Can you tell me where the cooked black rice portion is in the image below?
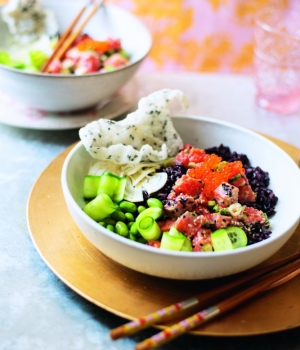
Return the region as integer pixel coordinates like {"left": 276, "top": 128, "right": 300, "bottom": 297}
{"left": 205, "top": 144, "right": 278, "bottom": 243}
{"left": 154, "top": 144, "right": 277, "bottom": 245}
{"left": 244, "top": 167, "right": 278, "bottom": 216}
{"left": 205, "top": 144, "right": 278, "bottom": 216}
{"left": 244, "top": 223, "right": 272, "bottom": 245}
{"left": 154, "top": 165, "right": 188, "bottom": 203}
{"left": 205, "top": 143, "right": 250, "bottom": 166}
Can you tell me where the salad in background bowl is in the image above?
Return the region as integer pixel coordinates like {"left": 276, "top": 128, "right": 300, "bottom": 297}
{"left": 0, "top": 0, "right": 152, "bottom": 111}
{"left": 61, "top": 89, "right": 300, "bottom": 280}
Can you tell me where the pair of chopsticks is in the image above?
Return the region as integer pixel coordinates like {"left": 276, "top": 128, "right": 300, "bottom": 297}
{"left": 41, "top": 0, "right": 105, "bottom": 73}
{"left": 110, "top": 253, "right": 300, "bottom": 349}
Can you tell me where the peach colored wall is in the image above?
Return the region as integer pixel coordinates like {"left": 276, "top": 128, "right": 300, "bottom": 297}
{"left": 109, "top": 0, "right": 297, "bottom": 73}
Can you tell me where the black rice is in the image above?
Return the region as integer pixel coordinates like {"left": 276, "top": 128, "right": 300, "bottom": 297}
{"left": 243, "top": 166, "right": 278, "bottom": 216}
{"left": 205, "top": 144, "right": 278, "bottom": 217}
{"left": 153, "top": 144, "right": 277, "bottom": 245}
{"left": 205, "top": 144, "right": 278, "bottom": 242}
{"left": 205, "top": 144, "right": 250, "bottom": 167}
{"left": 154, "top": 165, "right": 188, "bottom": 203}
{"left": 244, "top": 223, "right": 272, "bottom": 245}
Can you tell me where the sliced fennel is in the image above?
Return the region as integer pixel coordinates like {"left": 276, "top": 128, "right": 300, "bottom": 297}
{"left": 88, "top": 160, "right": 168, "bottom": 202}
{"left": 124, "top": 172, "right": 167, "bottom": 202}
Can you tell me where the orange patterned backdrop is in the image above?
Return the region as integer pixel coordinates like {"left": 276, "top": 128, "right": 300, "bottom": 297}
{"left": 109, "top": 0, "right": 296, "bottom": 74}
{"left": 0, "top": 0, "right": 297, "bottom": 73}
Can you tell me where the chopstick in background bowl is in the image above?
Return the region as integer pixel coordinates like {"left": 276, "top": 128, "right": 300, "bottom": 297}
{"left": 41, "top": 0, "right": 105, "bottom": 73}
{"left": 110, "top": 253, "right": 300, "bottom": 349}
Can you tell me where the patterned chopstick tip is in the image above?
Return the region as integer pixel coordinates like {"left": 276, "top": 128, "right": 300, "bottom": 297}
{"left": 135, "top": 306, "right": 220, "bottom": 350}
{"left": 110, "top": 297, "right": 199, "bottom": 340}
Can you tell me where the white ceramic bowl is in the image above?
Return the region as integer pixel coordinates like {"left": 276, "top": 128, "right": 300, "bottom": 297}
{"left": 61, "top": 116, "right": 300, "bottom": 280}
{"left": 0, "top": 0, "right": 151, "bottom": 112}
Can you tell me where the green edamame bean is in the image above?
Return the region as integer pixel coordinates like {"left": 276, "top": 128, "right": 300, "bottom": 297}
{"left": 125, "top": 212, "right": 135, "bottom": 222}
{"left": 106, "top": 224, "right": 115, "bottom": 232}
{"left": 147, "top": 198, "right": 163, "bottom": 209}
{"left": 129, "top": 233, "right": 137, "bottom": 241}
{"left": 115, "top": 221, "right": 129, "bottom": 237}
{"left": 128, "top": 221, "right": 135, "bottom": 229}
{"left": 119, "top": 201, "right": 137, "bottom": 213}
{"left": 98, "top": 221, "right": 106, "bottom": 227}
{"left": 110, "top": 210, "right": 126, "bottom": 222}
{"left": 137, "top": 237, "right": 147, "bottom": 244}
{"left": 103, "top": 218, "right": 116, "bottom": 225}
{"left": 129, "top": 222, "right": 139, "bottom": 235}
{"left": 137, "top": 205, "right": 147, "bottom": 214}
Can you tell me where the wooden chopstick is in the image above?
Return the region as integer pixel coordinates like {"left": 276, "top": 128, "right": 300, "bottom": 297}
{"left": 40, "top": 2, "right": 91, "bottom": 73}
{"left": 135, "top": 258, "right": 300, "bottom": 350}
{"left": 110, "top": 252, "right": 300, "bottom": 340}
{"left": 41, "top": 0, "right": 105, "bottom": 73}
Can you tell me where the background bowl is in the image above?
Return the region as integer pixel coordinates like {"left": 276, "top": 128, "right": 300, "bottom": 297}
{"left": 0, "top": 0, "right": 152, "bottom": 112}
{"left": 61, "top": 116, "right": 300, "bottom": 280}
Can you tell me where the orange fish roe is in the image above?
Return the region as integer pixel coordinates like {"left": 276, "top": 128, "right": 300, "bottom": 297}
{"left": 77, "top": 39, "right": 110, "bottom": 53}
{"left": 187, "top": 154, "right": 245, "bottom": 200}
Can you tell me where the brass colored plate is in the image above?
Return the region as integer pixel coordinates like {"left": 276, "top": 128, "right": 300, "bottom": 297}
{"left": 27, "top": 136, "right": 300, "bottom": 336}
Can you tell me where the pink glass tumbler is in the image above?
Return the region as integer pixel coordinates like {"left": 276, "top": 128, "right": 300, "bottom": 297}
{"left": 254, "top": 7, "right": 300, "bottom": 114}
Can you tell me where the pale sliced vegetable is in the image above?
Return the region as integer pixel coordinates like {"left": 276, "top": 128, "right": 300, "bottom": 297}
{"left": 211, "top": 229, "right": 233, "bottom": 251}
{"left": 137, "top": 216, "right": 162, "bottom": 241}
{"left": 136, "top": 207, "right": 164, "bottom": 224}
{"left": 124, "top": 172, "right": 167, "bottom": 202}
{"left": 226, "top": 226, "right": 248, "bottom": 248}
{"left": 88, "top": 161, "right": 167, "bottom": 203}
{"left": 160, "top": 227, "right": 192, "bottom": 251}
{"left": 83, "top": 175, "right": 101, "bottom": 199}
{"left": 83, "top": 193, "right": 118, "bottom": 222}
{"left": 211, "top": 226, "right": 248, "bottom": 251}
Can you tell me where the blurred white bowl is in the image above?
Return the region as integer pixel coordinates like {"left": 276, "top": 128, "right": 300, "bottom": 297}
{"left": 61, "top": 116, "right": 300, "bottom": 280}
{"left": 0, "top": 0, "right": 152, "bottom": 112}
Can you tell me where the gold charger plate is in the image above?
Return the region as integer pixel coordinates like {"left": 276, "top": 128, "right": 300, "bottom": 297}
{"left": 27, "top": 136, "right": 300, "bottom": 336}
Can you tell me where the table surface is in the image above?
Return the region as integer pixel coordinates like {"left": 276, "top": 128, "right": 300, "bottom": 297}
{"left": 1, "top": 72, "right": 300, "bottom": 350}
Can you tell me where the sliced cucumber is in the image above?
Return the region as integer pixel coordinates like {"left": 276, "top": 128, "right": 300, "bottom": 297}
{"left": 97, "top": 172, "right": 120, "bottom": 197}
{"left": 135, "top": 207, "right": 164, "bottom": 224}
{"left": 211, "top": 226, "right": 248, "bottom": 252}
{"left": 181, "top": 237, "right": 193, "bottom": 252}
{"left": 112, "top": 177, "right": 127, "bottom": 203}
{"left": 211, "top": 229, "right": 233, "bottom": 251}
{"left": 160, "top": 227, "right": 186, "bottom": 251}
{"left": 137, "top": 216, "right": 162, "bottom": 241}
{"left": 83, "top": 175, "right": 101, "bottom": 199}
{"left": 226, "top": 226, "right": 248, "bottom": 248}
{"left": 202, "top": 243, "right": 213, "bottom": 252}
{"left": 83, "top": 193, "right": 118, "bottom": 221}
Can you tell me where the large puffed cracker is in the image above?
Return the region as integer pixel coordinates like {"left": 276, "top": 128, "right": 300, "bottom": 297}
{"left": 79, "top": 89, "right": 189, "bottom": 164}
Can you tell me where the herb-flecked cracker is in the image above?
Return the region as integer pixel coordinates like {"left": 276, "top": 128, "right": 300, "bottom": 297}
{"left": 79, "top": 89, "right": 189, "bottom": 164}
